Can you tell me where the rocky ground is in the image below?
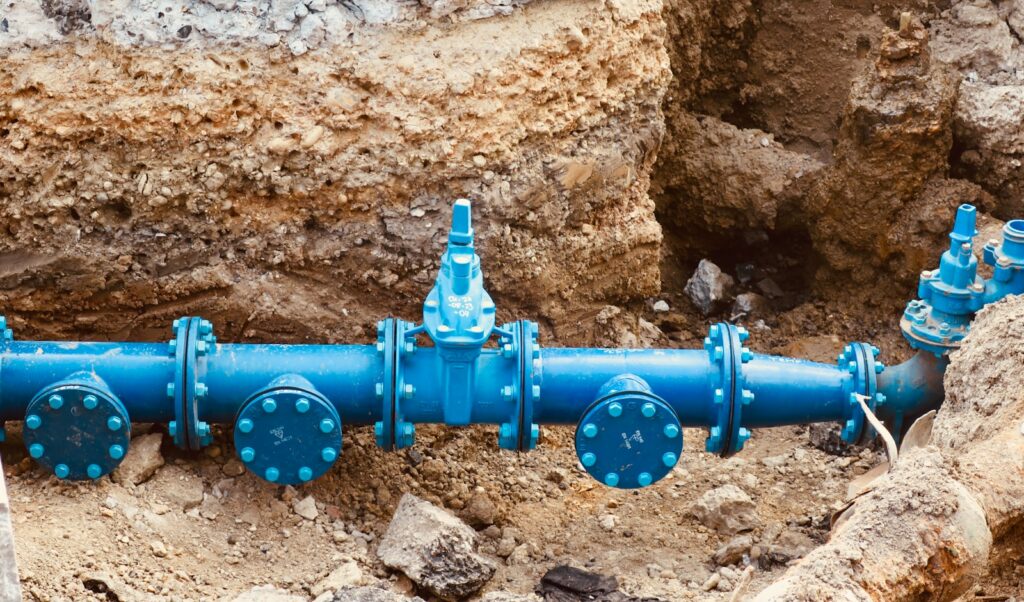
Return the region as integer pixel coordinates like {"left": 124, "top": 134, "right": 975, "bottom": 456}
{"left": 2, "top": 0, "right": 1024, "bottom": 600}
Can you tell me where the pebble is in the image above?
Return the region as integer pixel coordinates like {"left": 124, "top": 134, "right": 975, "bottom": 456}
{"left": 293, "top": 495, "right": 319, "bottom": 521}
{"left": 652, "top": 300, "right": 670, "bottom": 312}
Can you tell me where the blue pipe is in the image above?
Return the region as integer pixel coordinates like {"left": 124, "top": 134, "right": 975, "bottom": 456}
{"left": 0, "top": 201, "right": 1015, "bottom": 488}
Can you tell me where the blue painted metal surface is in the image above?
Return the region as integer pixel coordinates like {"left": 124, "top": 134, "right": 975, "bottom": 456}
{"left": 0, "top": 200, "right": 1007, "bottom": 487}
{"left": 575, "top": 374, "right": 682, "bottom": 489}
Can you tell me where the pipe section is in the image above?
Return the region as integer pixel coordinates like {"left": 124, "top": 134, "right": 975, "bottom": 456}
{"left": 0, "top": 201, "right": 1005, "bottom": 488}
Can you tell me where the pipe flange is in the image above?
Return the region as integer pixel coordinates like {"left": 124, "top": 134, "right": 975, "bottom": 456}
{"left": 392, "top": 319, "right": 416, "bottom": 449}
{"left": 575, "top": 389, "right": 682, "bottom": 489}
{"left": 837, "top": 342, "right": 885, "bottom": 445}
{"left": 704, "top": 323, "right": 753, "bottom": 456}
{"left": 233, "top": 378, "right": 341, "bottom": 485}
{"left": 498, "top": 320, "right": 541, "bottom": 451}
{"left": 374, "top": 318, "right": 399, "bottom": 450}
{"left": 24, "top": 373, "right": 130, "bottom": 481}
{"left": 168, "top": 317, "right": 216, "bottom": 450}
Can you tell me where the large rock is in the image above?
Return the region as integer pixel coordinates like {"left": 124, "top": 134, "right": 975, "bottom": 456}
{"left": 377, "top": 494, "right": 496, "bottom": 600}
{"left": 684, "top": 259, "right": 734, "bottom": 315}
{"left": 954, "top": 83, "right": 1024, "bottom": 216}
{"left": 111, "top": 433, "right": 164, "bottom": 486}
{"left": 0, "top": 0, "right": 669, "bottom": 344}
{"left": 690, "top": 485, "right": 759, "bottom": 535}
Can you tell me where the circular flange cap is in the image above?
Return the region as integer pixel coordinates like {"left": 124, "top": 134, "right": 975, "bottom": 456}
{"left": 23, "top": 385, "right": 131, "bottom": 480}
{"left": 575, "top": 393, "right": 682, "bottom": 489}
{"left": 234, "top": 388, "right": 342, "bottom": 485}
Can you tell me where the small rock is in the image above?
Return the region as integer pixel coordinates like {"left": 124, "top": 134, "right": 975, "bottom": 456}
{"left": 808, "top": 422, "right": 851, "bottom": 455}
{"left": 685, "top": 259, "right": 734, "bottom": 315}
{"left": 462, "top": 492, "right": 497, "bottom": 528}
{"left": 222, "top": 459, "right": 246, "bottom": 477}
{"left": 330, "top": 586, "right": 425, "bottom": 601}
{"left": 701, "top": 572, "right": 721, "bottom": 591}
{"left": 231, "top": 585, "right": 306, "bottom": 602}
{"left": 652, "top": 300, "right": 670, "bottom": 312}
{"left": 714, "top": 534, "right": 753, "bottom": 565}
{"left": 538, "top": 566, "right": 618, "bottom": 598}
{"left": 294, "top": 495, "right": 319, "bottom": 521}
{"left": 598, "top": 514, "right": 618, "bottom": 532}
{"left": 150, "top": 540, "right": 167, "bottom": 558}
{"left": 112, "top": 433, "right": 164, "bottom": 485}
{"left": 756, "top": 277, "right": 785, "bottom": 299}
{"left": 312, "top": 561, "right": 365, "bottom": 597}
{"left": 481, "top": 592, "right": 542, "bottom": 601}
{"left": 691, "top": 485, "right": 759, "bottom": 535}
{"left": 377, "top": 494, "right": 496, "bottom": 600}
{"left": 731, "top": 292, "right": 770, "bottom": 319}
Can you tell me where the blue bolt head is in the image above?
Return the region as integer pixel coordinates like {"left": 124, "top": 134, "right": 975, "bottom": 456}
{"left": 196, "top": 422, "right": 211, "bottom": 439}
{"left": 641, "top": 403, "right": 656, "bottom": 418}
{"left": 662, "top": 452, "right": 678, "bottom": 467}
{"left": 262, "top": 398, "right": 277, "bottom": 413}
{"left": 713, "top": 346, "right": 724, "bottom": 362}
{"left": 403, "top": 384, "right": 415, "bottom": 399}
{"left": 28, "top": 443, "right": 44, "bottom": 459}
{"left": 604, "top": 472, "right": 620, "bottom": 487}
{"left": 737, "top": 326, "right": 750, "bottom": 342}
{"left": 709, "top": 324, "right": 720, "bottom": 338}
{"left": 82, "top": 395, "right": 98, "bottom": 410}
{"left": 398, "top": 422, "right": 415, "bottom": 447}
{"left": 25, "top": 414, "right": 41, "bottom": 430}
{"left": 375, "top": 383, "right": 384, "bottom": 399}
{"left": 608, "top": 402, "right": 623, "bottom": 418}
{"left": 737, "top": 428, "right": 751, "bottom": 446}
{"left": 741, "top": 348, "right": 754, "bottom": 363}
{"left": 265, "top": 467, "right": 280, "bottom": 482}
{"left": 501, "top": 386, "right": 514, "bottom": 401}
{"left": 107, "top": 416, "right": 123, "bottom": 431}
{"left": 374, "top": 422, "right": 385, "bottom": 447}
{"left": 295, "top": 398, "right": 310, "bottom": 414}
{"left": 168, "top": 421, "right": 178, "bottom": 437}
{"left": 87, "top": 464, "right": 102, "bottom": 479}
{"left": 321, "top": 447, "right": 338, "bottom": 463}
{"left": 714, "top": 388, "right": 725, "bottom": 404}
{"left": 663, "top": 423, "right": 680, "bottom": 438}
{"left": 847, "top": 361, "right": 857, "bottom": 374}
{"left": 874, "top": 362, "right": 885, "bottom": 374}
{"left": 240, "top": 447, "right": 256, "bottom": 462}
{"left": 109, "top": 444, "right": 125, "bottom": 460}
{"left": 875, "top": 393, "right": 887, "bottom": 405}
{"left": 298, "top": 466, "right": 313, "bottom": 482}
{"left": 195, "top": 340, "right": 207, "bottom": 356}
{"left": 498, "top": 423, "right": 515, "bottom": 449}
{"left": 238, "top": 418, "right": 254, "bottom": 433}
{"left": 319, "top": 418, "right": 336, "bottom": 434}
{"left": 581, "top": 452, "right": 597, "bottom": 467}
{"left": 531, "top": 384, "right": 541, "bottom": 399}
{"left": 637, "top": 472, "right": 653, "bottom": 487}
{"left": 529, "top": 424, "right": 540, "bottom": 448}
{"left": 741, "top": 390, "right": 755, "bottom": 405}
{"left": 54, "top": 464, "right": 70, "bottom": 479}
{"left": 195, "top": 382, "right": 208, "bottom": 398}
{"left": 199, "top": 319, "right": 213, "bottom": 336}
{"left": 166, "top": 383, "right": 175, "bottom": 398}
{"left": 48, "top": 395, "right": 64, "bottom": 410}
{"left": 582, "top": 423, "right": 598, "bottom": 438}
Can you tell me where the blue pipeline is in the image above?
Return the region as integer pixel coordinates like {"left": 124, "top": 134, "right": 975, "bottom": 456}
{"left": 0, "top": 201, "right": 1019, "bottom": 488}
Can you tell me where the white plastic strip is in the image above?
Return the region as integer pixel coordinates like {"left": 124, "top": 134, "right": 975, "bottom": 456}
{"left": 854, "top": 393, "right": 899, "bottom": 468}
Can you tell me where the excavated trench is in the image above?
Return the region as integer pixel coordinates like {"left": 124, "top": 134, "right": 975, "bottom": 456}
{"left": 0, "top": 0, "right": 1023, "bottom": 600}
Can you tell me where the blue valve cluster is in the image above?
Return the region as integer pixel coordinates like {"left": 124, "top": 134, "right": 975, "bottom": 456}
{"left": 902, "top": 204, "right": 1024, "bottom": 356}
{"left": 0, "top": 199, "right": 1001, "bottom": 488}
